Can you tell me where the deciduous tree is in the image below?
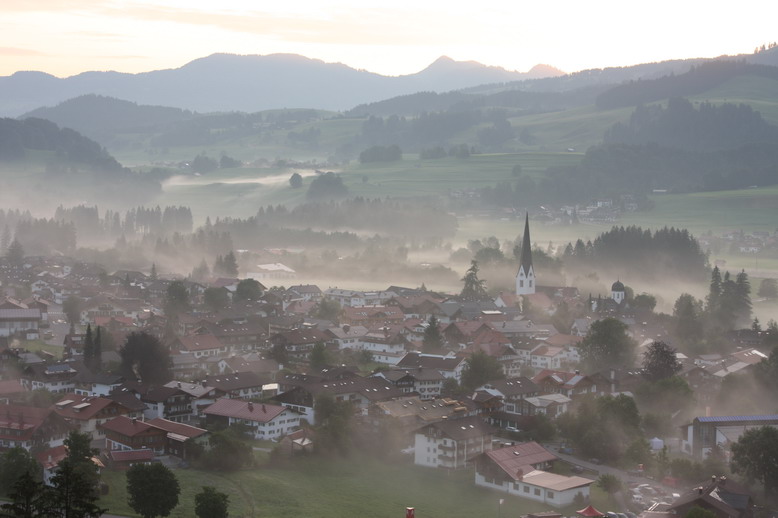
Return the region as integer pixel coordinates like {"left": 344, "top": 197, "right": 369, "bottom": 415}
{"left": 730, "top": 425, "right": 778, "bottom": 499}
{"left": 642, "top": 341, "right": 682, "bottom": 382}
{"left": 127, "top": 463, "right": 180, "bottom": 518}
{"left": 195, "top": 486, "right": 229, "bottom": 518}
{"left": 580, "top": 317, "right": 637, "bottom": 371}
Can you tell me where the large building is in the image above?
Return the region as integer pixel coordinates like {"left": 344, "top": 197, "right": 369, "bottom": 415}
{"left": 681, "top": 414, "right": 778, "bottom": 459}
{"left": 515, "top": 214, "right": 535, "bottom": 296}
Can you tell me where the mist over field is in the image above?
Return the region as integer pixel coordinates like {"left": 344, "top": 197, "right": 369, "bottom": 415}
{"left": 2, "top": 36, "right": 778, "bottom": 518}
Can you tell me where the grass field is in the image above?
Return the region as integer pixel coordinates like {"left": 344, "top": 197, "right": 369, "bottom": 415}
{"left": 97, "top": 454, "right": 617, "bottom": 518}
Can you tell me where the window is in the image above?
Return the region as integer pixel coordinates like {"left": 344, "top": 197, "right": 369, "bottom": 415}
{"left": 547, "top": 491, "right": 554, "bottom": 499}
{"left": 519, "top": 280, "right": 524, "bottom": 288}
{"left": 523, "top": 486, "right": 529, "bottom": 493}
{"left": 534, "top": 488, "right": 540, "bottom": 496}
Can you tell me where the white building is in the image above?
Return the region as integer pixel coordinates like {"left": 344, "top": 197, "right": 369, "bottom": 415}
{"left": 203, "top": 399, "right": 301, "bottom": 441}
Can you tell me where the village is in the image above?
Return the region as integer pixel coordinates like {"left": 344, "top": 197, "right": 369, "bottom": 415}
{"left": 0, "top": 216, "right": 775, "bottom": 518}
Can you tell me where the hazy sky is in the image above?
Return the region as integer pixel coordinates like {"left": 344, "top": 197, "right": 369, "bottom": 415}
{"left": 1, "top": 0, "right": 776, "bottom": 78}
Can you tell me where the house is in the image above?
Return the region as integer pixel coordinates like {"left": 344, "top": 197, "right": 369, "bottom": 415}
{"left": 373, "top": 396, "right": 475, "bottom": 438}
{"left": 205, "top": 372, "right": 267, "bottom": 400}
{"left": 475, "top": 442, "right": 590, "bottom": 507}
{"left": 21, "top": 361, "right": 86, "bottom": 393}
{"left": 476, "top": 377, "right": 540, "bottom": 416}
{"left": 340, "top": 306, "right": 405, "bottom": 327}
{"left": 53, "top": 393, "right": 143, "bottom": 441}
{"left": 372, "top": 367, "right": 446, "bottom": 400}
{"left": 529, "top": 345, "right": 567, "bottom": 370}
{"left": 0, "top": 308, "right": 42, "bottom": 338}
{"left": 286, "top": 285, "right": 323, "bottom": 302}
{"left": 0, "top": 379, "right": 27, "bottom": 404}
{"left": 277, "top": 428, "right": 314, "bottom": 456}
{"left": 521, "top": 393, "right": 571, "bottom": 417}
{"left": 361, "top": 328, "right": 411, "bottom": 365}
{"left": 413, "top": 415, "right": 495, "bottom": 469}
{"left": 0, "top": 404, "right": 72, "bottom": 451}
{"left": 100, "top": 416, "right": 168, "bottom": 454}
{"left": 203, "top": 398, "right": 300, "bottom": 441}
{"left": 667, "top": 476, "right": 754, "bottom": 518}
{"left": 217, "top": 355, "right": 279, "bottom": 377}
{"left": 396, "top": 352, "right": 467, "bottom": 382}
{"left": 532, "top": 370, "right": 605, "bottom": 399}
{"left": 145, "top": 417, "right": 209, "bottom": 459}
{"left": 71, "top": 371, "right": 124, "bottom": 397}
{"left": 270, "top": 328, "right": 330, "bottom": 362}
{"left": 273, "top": 376, "right": 404, "bottom": 425}
{"left": 680, "top": 415, "right": 778, "bottom": 459}
{"left": 118, "top": 383, "right": 196, "bottom": 423}
{"left": 172, "top": 333, "right": 227, "bottom": 359}
{"left": 106, "top": 448, "right": 154, "bottom": 470}
{"left": 326, "top": 325, "right": 370, "bottom": 350}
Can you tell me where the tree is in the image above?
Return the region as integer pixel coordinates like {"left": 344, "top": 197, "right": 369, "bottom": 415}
{"left": 289, "top": 172, "right": 303, "bottom": 188}
{"left": 204, "top": 287, "right": 230, "bottom": 312}
{"left": 201, "top": 430, "right": 253, "bottom": 471}
{"left": 83, "top": 324, "right": 94, "bottom": 370}
{"left": 0, "top": 447, "right": 41, "bottom": 496}
{"left": 150, "top": 262, "right": 158, "bottom": 280}
{"left": 5, "top": 239, "right": 24, "bottom": 267}
{"left": 1, "top": 471, "right": 48, "bottom": 518}
{"left": 757, "top": 278, "right": 778, "bottom": 299}
{"left": 460, "top": 260, "right": 488, "bottom": 301}
{"left": 633, "top": 293, "right": 657, "bottom": 314}
{"left": 62, "top": 295, "right": 82, "bottom": 325}
{"left": 313, "top": 298, "right": 341, "bottom": 321}
{"left": 119, "top": 332, "right": 172, "bottom": 384}
{"left": 461, "top": 351, "right": 504, "bottom": 391}
{"left": 191, "top": 259, "right": 210, "bottom": 281}
{"left": 734, "top": 270, "right": 752, "bottom": 327}
{"left": 195, "top": 486, "right": 229, "bottom": 518}
{"left": 579, "top": 317, "right": 637, "bottom": 371}
{"left": 674, "top": 293, "right": 703, "bottom": 344}
{"left": 309, "top": 342, "right": 330, "bottom": 370}
{"left": 233, "top": 278, "right": 262, "bottom": 302}
{"left": 165, "top": 280, "right": 191, "bottom": 316}
{"left": 642, "top": 341, "right": 682, "bottom": 382}
{"left": 706, "top": 266, "right": 722, "bottom": 314}
{"left": 126, "top": 463, "right": 180, "bottom": 518}
{"left": 730, "top": 425, "right": 778, "bottom": 498}
{"left": 596, "top": 473, "right": 622, "bottom": 494}
{"left": 306, "top": 172, "right": 349, "bottom": 200}
{"left": 315, "top": 393, "right": 353, "bottom": 454}
{"left": 422, "top": 316, "right": 444, "bottom": 352}
{"left": 48, "top": 432, "right": 106, "bottom": 518}
{"left": 222, "top": 251, "right": 239, "bottom": 277}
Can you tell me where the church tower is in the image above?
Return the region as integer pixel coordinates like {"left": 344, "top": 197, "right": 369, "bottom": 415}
{"left": 515, "top": 213, "right": 536, "bottom": 295}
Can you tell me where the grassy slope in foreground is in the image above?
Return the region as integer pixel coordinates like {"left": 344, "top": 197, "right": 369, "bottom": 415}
{"left": 98, "top": 454, "right": 618, "bottom": 518}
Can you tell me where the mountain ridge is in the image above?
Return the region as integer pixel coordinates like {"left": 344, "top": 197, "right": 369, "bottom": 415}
{"left": 0, "top": 53, "right": 560, "bottom": 116}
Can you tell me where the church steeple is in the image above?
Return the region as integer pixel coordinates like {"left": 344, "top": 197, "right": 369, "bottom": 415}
{"left": 516, "top": 212, "right": 536, "bottom": 295}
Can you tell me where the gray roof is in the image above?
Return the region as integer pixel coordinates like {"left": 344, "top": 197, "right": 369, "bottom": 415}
{"left": 696, "top": 415, "right": 778, "bottom": 423}
{"left": 0, "top": 308, "right": 42, "bottom": 320}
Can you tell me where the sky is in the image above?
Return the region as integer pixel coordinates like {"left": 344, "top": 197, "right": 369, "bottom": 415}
{"left": 1, "top": 0, "right": 777, "bottom": 78}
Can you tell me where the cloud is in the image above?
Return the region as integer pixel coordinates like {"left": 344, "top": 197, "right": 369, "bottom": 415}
{"left": 0, "top": 47, "right": 47, "bottom": 56}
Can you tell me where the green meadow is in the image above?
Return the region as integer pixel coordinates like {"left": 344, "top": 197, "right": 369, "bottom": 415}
{"left": 98, "top": 454, "right": 618, "bottom": 518}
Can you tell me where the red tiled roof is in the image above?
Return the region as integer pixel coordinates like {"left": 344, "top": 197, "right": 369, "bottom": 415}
{"left": 109, "top": 449, "right": 154, "bottom": 462}
{"left": 53, "top": 394, "right": 119, "bottom": 421}
{"left": 0, "top": 379, "right": 26, "bottom": 396}
{"left": 177, "top": 333, "right": 224, "bottom": 352}
{"left": 203, "top": 398, "right": 286, "bottom": 423}
{"left": 484, "top": 442, "right": 559, "bottom": 480}
{"left": 36, "top": 445, "right": 68, "bottom": 470}
{"left": 146, "top": 418, "right": 207, "bottom": 439}
{"left": 100, "top": 416, "right": 161, "bottom": 437}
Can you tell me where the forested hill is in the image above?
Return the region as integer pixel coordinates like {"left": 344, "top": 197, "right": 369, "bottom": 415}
{"left": 595, "top": 60, "right": 778, "bottom": 109}
{"left": 0, "top": 117, "right": 123, "bottom": 171}
{"left": 22, "top": 95, "right": 196, "bottom": 143}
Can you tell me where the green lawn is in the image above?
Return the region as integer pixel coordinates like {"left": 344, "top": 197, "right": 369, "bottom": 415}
{"left": 98, "top": 454, "right": 610, "bottom": 518}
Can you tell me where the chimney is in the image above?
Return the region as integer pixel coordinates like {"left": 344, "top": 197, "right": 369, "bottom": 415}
{"left": 698, "top": 487, "right": 703, "bottom": 495}
{"left": 262, "top": 404, "right": 266, "bottom": 412}
{"left": 719, "top": 476, "right": 726, "bottom": 485}
{"left": 248, "top": 402, "right": 254, "bottom": 411}
{"left": 177, "top": 382, "right": 181, "bottom": 388}
{"left": 711, "top": 475, "right": 716, "bottom": 485}
{"left": 132, "top": 417, "right": 137, "bottom": 425}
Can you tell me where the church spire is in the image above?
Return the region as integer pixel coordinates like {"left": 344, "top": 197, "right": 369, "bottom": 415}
{"left": 515, "top": 212, "right": 536, "bottom": 296}
{"left": 520, "top": 212, "right": 533, "bottom": 273}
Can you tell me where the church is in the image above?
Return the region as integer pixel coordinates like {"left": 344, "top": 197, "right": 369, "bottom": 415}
{"left": 515, "top": 213, "right": 536, "bottom": 296}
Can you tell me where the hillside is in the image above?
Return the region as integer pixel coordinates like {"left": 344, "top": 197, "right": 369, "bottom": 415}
{"left": 0, "top": 53, "right": 562, "bottom": 117}
{"left": 22, "top": 95, "right": 196, "bottom": 143}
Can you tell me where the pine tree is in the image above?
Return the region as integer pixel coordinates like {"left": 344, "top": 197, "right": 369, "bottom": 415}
{"left": 734, "top": 270, "right": 752, "bottom": 327}
{"left": 223, "top": 251, "right": 239, "bottom": 277}
{"left": 0, "top": 225, "right": 10, "bottom": 255}
{"left": 422, "top": 316, "right": 443, "bottom": 352}
{"left": 93, "top": 327, "right": 102, "bottom": 372}
{"left": 83, "top": 325, "right": 94, "bottom": 368}
{"left": 150, "top": 262, "right": 158, "bottom": 280}
{"left": 707, "top": 266, "right": 722, "bottom": 313}
{"left": 5, "top": 238, "right": 24, "bottom": 266}
{"left": 460, "top": 260, "right": 488, "bottom": 301}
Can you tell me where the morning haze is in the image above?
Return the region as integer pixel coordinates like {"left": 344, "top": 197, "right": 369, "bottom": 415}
{"left": 0, "top": 4, "right": 777, "bottom": 518}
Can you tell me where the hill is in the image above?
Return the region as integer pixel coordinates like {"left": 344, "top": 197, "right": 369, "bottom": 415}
{"left": 0, "top": 53, "right": 562, "bottom": 117}
{"left": 22, "top": 95, "right": 196, "bottom": 144}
